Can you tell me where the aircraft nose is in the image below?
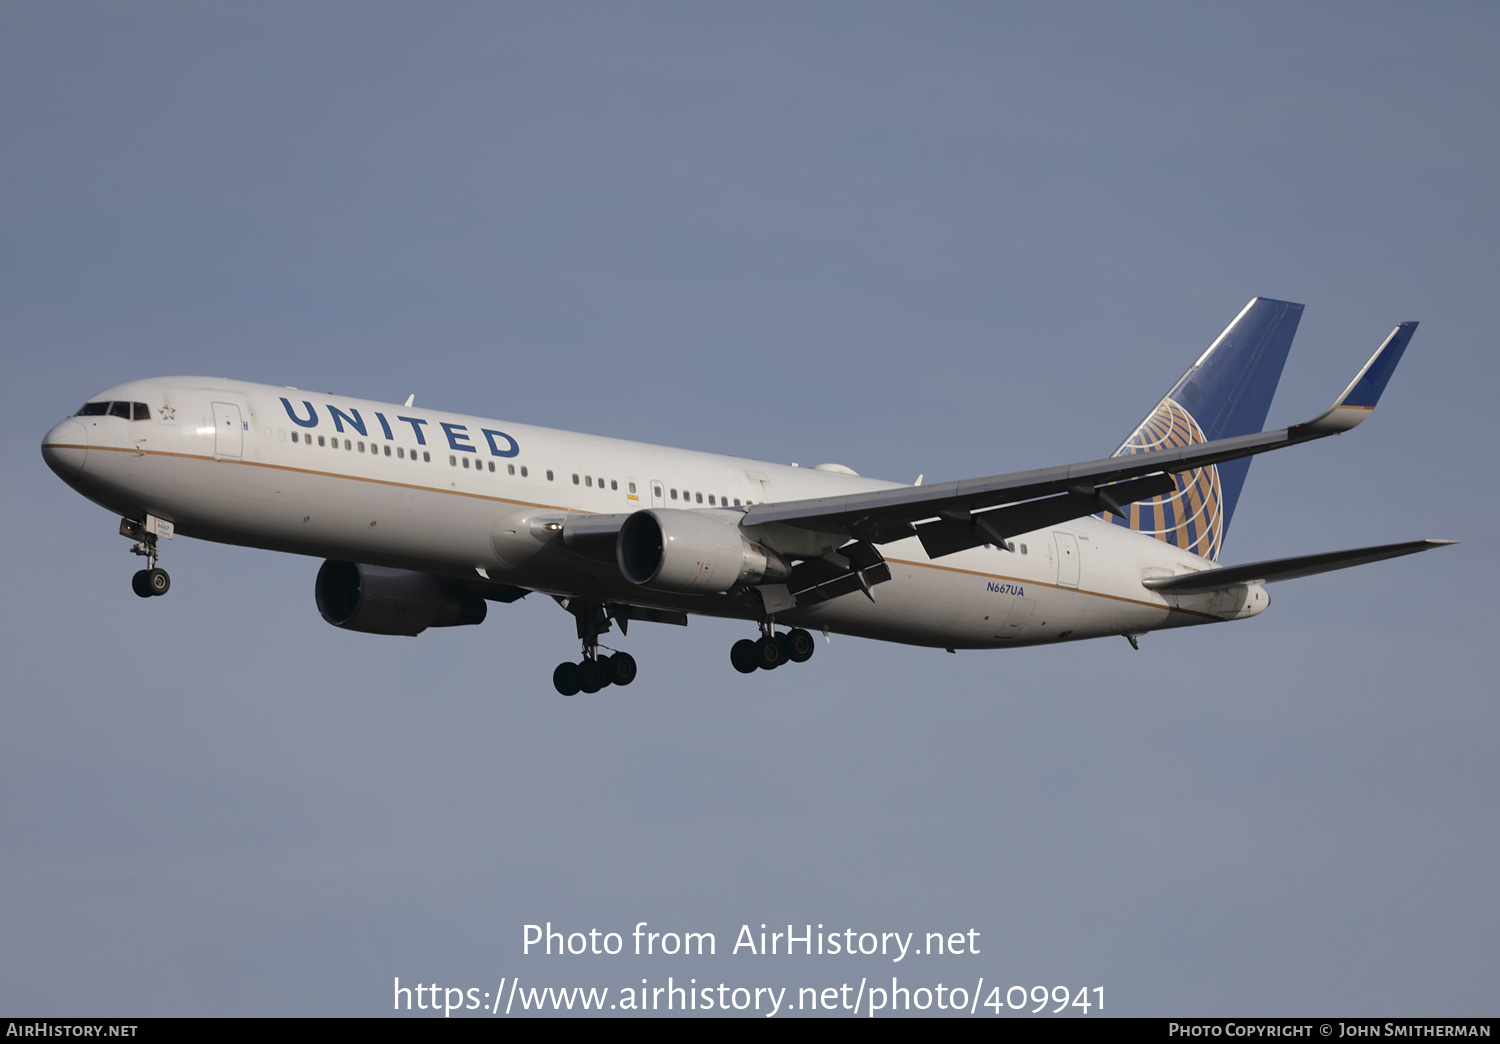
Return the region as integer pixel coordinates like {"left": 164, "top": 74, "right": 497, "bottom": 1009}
{"left": 41, "top": 419, "right": 87, "bottom": 481}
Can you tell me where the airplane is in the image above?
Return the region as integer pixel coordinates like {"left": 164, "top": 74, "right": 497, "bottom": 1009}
{"left": 40, "top": 297, "right": 1453, "bottom": 695}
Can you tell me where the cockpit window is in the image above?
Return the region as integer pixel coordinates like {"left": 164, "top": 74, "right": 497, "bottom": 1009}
{"left": 76, "top": 401, "right": 151, "bottom": 419}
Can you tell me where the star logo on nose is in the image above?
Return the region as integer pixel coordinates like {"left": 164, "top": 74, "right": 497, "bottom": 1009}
{"left": 158, "top": 405, "right": 176, "bottom": 420}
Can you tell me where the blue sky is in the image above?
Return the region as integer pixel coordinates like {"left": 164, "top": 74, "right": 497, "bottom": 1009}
{"left": 3, "top": 2, "right": 1496, "bottom": 1016}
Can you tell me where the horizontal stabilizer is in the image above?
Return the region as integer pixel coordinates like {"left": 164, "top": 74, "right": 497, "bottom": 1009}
{"left": 1141, "top": 538, "right": 1456, "bottom": 593}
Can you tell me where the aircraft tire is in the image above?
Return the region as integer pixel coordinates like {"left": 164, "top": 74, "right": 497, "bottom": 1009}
{"left": 785, "top": 628, "right": 816, "bottom": 663}
{"left": 131, "top": 570, "right": 154, "bottom": 598}
{"left": 553, "top": 662, "right": 582, "bottom": 697}
{"left": 146, "top": 567, "right": 170, "bottom": 596}
{"left": 730, "top": 639, "right": 758, "bottom": 674}
{"left": 755, "top": 635, "right": 784, "bottom": 670}
{"left": 606, "top": 652, "right": 637, "bottom": 686}
{"left": 579, "top": 659, "right": 606, "bottom": 694}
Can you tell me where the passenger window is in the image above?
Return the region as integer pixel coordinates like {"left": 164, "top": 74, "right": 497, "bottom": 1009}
{"left": 344, "top": 439, "right": 351, "bottom": 450}
{"left": 546, "top": 470, "right": 554, "bottom": 481}
{"left": 76, "top": 402, "right": 109, "bottom": 416}
{"left": 450, "top": 455, "right": 458, "bottom": 466}
{"left": 520, "top": 466, "right": 528, "bottom": 477}
{"left": 629, "top": 482, "right": 637, "bottom": 494}
{"left": 109, "top": 402, "right": 131, "bottom": 419}
{"left": 488, "top": 461, "right": 494, "bottom": 472}
{"left": 423, "top": 451, "right": 430, "bottom": 462}
{"left": 573, "top": 474, "right": 580, "bottom": 485}
{"left": 318, "top": 436, "right": 326, "bottom": 446}
{"left": 695, "top": 492, "right": 703, "bottom": 504}
{"left": 611, "top": 480, "right": 617, "bottom": 491}
{"left": 464, "top": 457, "right": 472, "bottom": 468}
{"left": 384, "top": 445, "right": 391, "bottom": 457}
{"left": 708, "top": 495, "right": 715, "bottom": 505}
{"left": 584, "top": 475, "right": 592, "bottom": 487}
{"left": 133, "top": 402, "right": 150, "bottom": 420}
{"left": 671, "top": 489, "right": 678, "bottom": 500}
{"left": 358, "top": 441, "right": 365, "bottom": 452}
{"left": 507, "top": 464, "right": 515, "bottom": 475}
{"left": 291, "top": 432, "right": 299, "bottom": 443}
{"left": 397, "top": 447, "right": 404, "bottom": 458}
{"left": 734, "top": 499, "right": 741, "bottom": 506}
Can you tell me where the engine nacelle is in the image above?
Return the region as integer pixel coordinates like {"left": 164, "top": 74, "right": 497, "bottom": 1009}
{"left": 315, "top": 560, "right": 487, "bottom": 636}
{"left": 617, "top": 509, "right": 789, "bottom": 594}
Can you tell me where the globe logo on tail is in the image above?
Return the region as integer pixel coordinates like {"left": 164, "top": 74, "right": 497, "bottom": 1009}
{"left": 1106, "top": 397, "right": 1224, "bottom": 561}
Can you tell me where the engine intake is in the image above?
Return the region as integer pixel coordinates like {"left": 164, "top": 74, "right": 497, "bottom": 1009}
{"left": 617, "top": 509, "right": 789, "bottom": 594}
{"left": 315, "top": 560, "right": 487, "bottom": 636}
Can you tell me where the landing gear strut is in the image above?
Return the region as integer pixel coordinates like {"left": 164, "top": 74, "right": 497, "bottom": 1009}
{"left": 731, "top": 619, "right": 816, "bottom": 675}
{"left": 121, "top": 516, "right": 170, "bottom": 598}
{"left": 552, "top": 599, "right": 638, "bottom": 696}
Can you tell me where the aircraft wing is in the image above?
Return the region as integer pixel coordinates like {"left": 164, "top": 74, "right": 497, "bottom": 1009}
{"left": 1141, "top": 539, "right": 1457, "bottom": 593}
{"left": 740, "top": 322, "right": 1418, "bottom": 556}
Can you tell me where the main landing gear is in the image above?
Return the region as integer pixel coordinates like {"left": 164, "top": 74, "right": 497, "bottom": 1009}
{"left": 552, "top": 599, "right": 638, "bottom": 696}
{"left": 120, "top": 517, "right": 171, "bottom": 598}
{"left": 552, "top": 653, "right": 637, "bottom": 697}
{"left": 730, "top": 623, "right": 816, "bottom": 674}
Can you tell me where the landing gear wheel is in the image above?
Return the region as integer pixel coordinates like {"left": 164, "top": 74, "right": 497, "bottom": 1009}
{"left": 131, "top": 570, "right": 153, "bottom": 598}
{"left": 145, "top": 567, "right": 170, "bottom": 596}
{"left": 730, "top": 639, "right": 759, "bottom": 674}
{"left": 579, "top": 659, "right": 607, "bottom": 694}
{"left": 785, "top": 628, "right": 816, "bottom": 663}
{"left": 605, "top": 652, "right": 637, "bottom": 686}
{"left": 553, "top": 662, "right": 582, "bottom": 696}
{"left": 755, "top": 635, "right": 785, "bottom": 670}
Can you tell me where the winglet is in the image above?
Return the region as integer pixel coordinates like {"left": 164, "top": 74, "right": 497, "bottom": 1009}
{"left": 1300, "top": 322, "right": 1418, "bottom": 435}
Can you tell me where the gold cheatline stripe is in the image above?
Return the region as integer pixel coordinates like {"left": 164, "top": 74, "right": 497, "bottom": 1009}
{"left": 881, "top": 558, "right": 1220, "bottom": 620}
{"left": 46, "top": 442, "right": 558, "bottom": 511}
{"left": 54, "top": 442, "right": 1224, "bottom": 621}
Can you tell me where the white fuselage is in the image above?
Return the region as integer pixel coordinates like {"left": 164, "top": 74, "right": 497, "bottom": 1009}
{"left": 41, "top": 377, "right": 1267, "bottom": 649}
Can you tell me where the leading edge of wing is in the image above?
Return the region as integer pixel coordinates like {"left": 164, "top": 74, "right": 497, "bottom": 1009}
{"left": 1141, "top": 539, "right": 1457, "bottom": 593}
{"left": 740, "top": 321, "right": 1417, "bottom": 543}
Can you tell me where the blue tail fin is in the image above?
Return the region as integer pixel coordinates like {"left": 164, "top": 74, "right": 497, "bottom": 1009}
{"left": 1105, "top": 297, "right": 1303, "bottom": 561}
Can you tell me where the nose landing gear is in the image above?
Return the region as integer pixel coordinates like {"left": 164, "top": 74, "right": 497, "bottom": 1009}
{"left": 130, "top": 567, "right": 170, "bottom": 598}
{"left": 121, "top": 516, "right": 172, "bottom": 598}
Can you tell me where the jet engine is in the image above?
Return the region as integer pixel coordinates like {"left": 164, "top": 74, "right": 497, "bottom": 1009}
{"left": 617, "top": 509, "right": 790, "bottom": 594}
{"left": 315, "top": 560, "right": 488, "bottom": 636}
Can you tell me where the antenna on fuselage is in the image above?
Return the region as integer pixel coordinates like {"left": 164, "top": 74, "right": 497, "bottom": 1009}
{"left": 404, "top": 394, "right": 415, "bottom": 407}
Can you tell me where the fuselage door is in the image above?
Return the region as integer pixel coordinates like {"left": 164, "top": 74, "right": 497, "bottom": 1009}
{"left": 1054, "top": 531, "right": 1080, "bottom": 588}
{"left": 212, "top": 402, "right": 243, "bottom": 459}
